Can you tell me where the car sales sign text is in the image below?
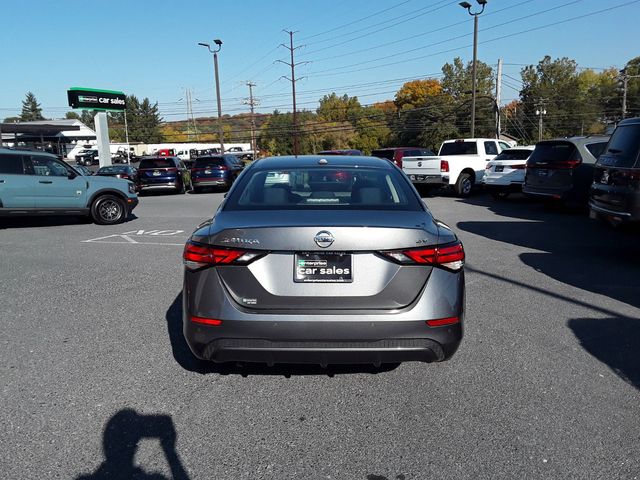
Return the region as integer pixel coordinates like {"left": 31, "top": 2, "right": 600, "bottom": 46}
{"left": 67, "top": 87, "right": 126, "bottom": 111}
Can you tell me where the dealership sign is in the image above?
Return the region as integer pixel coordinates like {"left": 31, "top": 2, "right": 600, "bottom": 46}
{"left": 67, "top": 87, "right": 126, "bottom": 111}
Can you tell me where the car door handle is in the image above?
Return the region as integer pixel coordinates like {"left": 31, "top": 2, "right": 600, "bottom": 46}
{"left": 0, "top": 179, "right": 5, "bottom": 183}
{"left": 39, "top": 180, "right": 53, "bottom": 184}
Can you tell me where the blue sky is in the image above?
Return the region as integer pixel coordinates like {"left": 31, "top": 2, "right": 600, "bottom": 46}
{"left": 1, "top": 0, "right": 638, "bottom": 121}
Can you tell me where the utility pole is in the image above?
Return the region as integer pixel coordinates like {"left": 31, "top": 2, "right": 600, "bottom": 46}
{"left": 620, "top": 68, "right": 640, "bottom": 120}
{"left": 535, "top": 101, "right": 547, "bottom": 142}
{"left": 495, "top": 58, "right": 502, "bottom": 139}
{"left": 244, "top": 81, "right": 259, "bottom": 159}
{"left": 277, "top": 30, "right": 308, "bottom": 156}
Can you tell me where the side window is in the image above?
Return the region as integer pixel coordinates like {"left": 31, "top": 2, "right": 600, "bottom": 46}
{"left": 179, "top": 161, "right": 186, "bottom": 169}
{"left": 498, "top": 142, "right": 511, "bottom": 151}
{"left": 31, "top": 156, "right": 70, "bottom": 177}
{"left": 585, "top": 142, "right": 607, "bottom": 160}
{"left": 484, "top": 141, "right": 498, "bottom": 155}
{"left": 0, "top": 154, "right": 25, "bottom": 174}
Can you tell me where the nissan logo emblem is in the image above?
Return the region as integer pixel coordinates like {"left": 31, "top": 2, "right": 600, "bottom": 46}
{"left": 417, "top": 161, "right": 422, "bottom": 167}
{"left": 314, "top": 230, "right": 334, "bottom": 248}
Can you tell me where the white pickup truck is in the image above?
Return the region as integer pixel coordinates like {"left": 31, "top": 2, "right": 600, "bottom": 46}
{"left": 403, "top": 138, "right": 512, "bottom": 196}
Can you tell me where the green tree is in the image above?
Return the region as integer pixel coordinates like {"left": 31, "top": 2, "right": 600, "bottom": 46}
{"left": 20, "top": 92, "right": 45, "bottom": 121}
{"left": 316, "top": 93, "right": 361, "bottom": 123}
{"left": 65, "top": 111, "right": 81, "bottom": 120}
{"left": 108, "top": 95, "right": 163, "bottom": 143}
{"left": 520, "top": 56, "right": 582, "bottom": 139}
{"left": 79, "top": 110, "right": 95, "bottom": 130}
{"left": 3, "top": 116, "right": 20, "bottom": 123}
{"left": 350, "top": 107, "right": 391, "bottom": 154}
{"left": 441, "top": 57, "right": 495, "bottom": 137}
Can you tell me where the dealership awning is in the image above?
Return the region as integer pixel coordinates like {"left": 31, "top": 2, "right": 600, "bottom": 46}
{"left": 0, "top": 123, "right": 80, "bottom": 135}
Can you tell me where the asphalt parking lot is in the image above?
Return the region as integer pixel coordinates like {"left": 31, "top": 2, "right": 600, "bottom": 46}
{"left": 1, "top": 190, "right": 639, "bottom": 479}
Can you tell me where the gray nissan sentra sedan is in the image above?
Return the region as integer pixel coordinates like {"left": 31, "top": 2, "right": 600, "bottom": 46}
{"left": 183, "top": 155, "right": 465, "bottom": 366}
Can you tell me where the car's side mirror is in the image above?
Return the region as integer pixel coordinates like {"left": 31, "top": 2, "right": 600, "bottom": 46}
{"left": 67, "top": 171, "right": 77, "bottom": 180}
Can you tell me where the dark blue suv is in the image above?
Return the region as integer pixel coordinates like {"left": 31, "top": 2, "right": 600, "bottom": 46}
{"left": 137, "top": 156, "right": 192, "bottom": 194}
{"left": 191, "top": 155, "right": 244, "bottom": 192}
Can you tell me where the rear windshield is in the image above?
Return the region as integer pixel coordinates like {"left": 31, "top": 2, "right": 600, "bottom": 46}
{"left": 371, "top": 150, "right": 394, "bottom": 161}
{"left": 597, "top": 125, "right": 640, "bottom": 168}
{"left": 440, "top": 142, "right": 478, "bottom": 155}
{"left": 224, "top": 167, "right": 422, "bottom": 211}
{"left": 528, "top": 142, "right": 577, "bottom": 165}
{"left": 138, "top": 158, "right": 173, "bottom": 169}
{"left": 195, "top": 157, "right": 225, "bottom": 167}
{"left": 493, "top": 149, "right": 532, "bottom": 161}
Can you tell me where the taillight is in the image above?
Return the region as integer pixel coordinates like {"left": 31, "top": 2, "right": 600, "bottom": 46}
{"left": 440, "top": 160, "right": 449, "bottom": 172}
{"left": 183, "top": 241, "right": 264, "bottom": 270}
{"left": 219, "top": 165, "right": 229, "bottom": 171}
{"left": 380, "top": 241, "right": 464, "bottom": 271}
{"left": 510, "top": 164, "right": 526, "bottom": 170}
{"left": 555, "top": 159, "right": 582, "bottom": 169}
{"left": 191, "top": 316, "right": 223, "bottom": 326}
{"left": 426, "top": 316, "right": 460, "bottom": 327}
{"left": 395, "top": 155, "right": 403, "bottom": 168}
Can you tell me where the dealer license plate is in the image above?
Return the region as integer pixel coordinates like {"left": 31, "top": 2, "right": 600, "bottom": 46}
{"left": 294, "top": 253, "right": 352, "bottom": 283}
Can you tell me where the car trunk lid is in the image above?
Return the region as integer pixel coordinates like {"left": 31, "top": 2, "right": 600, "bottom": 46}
{"left": 209, "top": 210, "right": 439, "bottom": 311}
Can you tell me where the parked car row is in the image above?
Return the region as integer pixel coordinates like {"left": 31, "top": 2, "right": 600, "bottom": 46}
{"left": 395, "top": 118, "right": 640, "bottom": 226}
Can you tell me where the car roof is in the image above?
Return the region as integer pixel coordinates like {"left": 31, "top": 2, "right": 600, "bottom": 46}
{"left": 503, "top": 146, "right": 535, "bottom": 151}
{"left": 0, "top": 147, "right": 57, "bottom": 158}
{"left": 371, "top": 147, "right": 420, "bottom": 151}
{"left": 252, "top": 155, "right": 392, "bottom": 169}
{"left": 618, "top": 117, "right": 640, "bottom": 126}
{"left": 538, "top": 136, "right": 610, "bottom": 147}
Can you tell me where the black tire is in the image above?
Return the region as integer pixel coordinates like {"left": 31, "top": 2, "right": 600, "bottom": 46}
{"left": 454, "top": 172, "right": 473, "bottom": 197}
{"left": 91, "top": 195, "right": 127, "bottom": 225}
{"left": 192, "top": 186, "right": 202, "bottom": 194}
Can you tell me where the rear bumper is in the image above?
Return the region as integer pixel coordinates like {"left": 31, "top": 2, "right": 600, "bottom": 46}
{"left": 589, "top": 201, "right": 634, "bottom": 221}
{"left": 193, "top": 178, "right": 229, "bottom": 186}
{"left": 139, "top": 183, "right": 177, "bottom": 191}
{"left": 522, "top": 184, "right": 569, "bottom": 199}
{"left": 184, "top": 317, "right": 462, "bottom": 365}
{"left": 407, "top": 174, "right": 445, "bottom": 185}
{"left": 483, "top": 182, "right": 523, "bottom": 192}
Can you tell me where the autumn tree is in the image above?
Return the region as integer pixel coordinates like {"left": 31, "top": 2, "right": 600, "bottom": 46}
{"left": 394, "top": 79, "right": 442, "bottom": 110}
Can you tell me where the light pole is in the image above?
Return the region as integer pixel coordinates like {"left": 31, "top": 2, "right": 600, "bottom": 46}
{"left": 199, "top": 39, "right": 225, "bottom": 153}
{"left": 459, "top": 0, "right": 487, "bottom": 138}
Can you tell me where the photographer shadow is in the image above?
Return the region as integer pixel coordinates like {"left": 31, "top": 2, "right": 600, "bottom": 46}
{"left": 76, "top": 409, "right": 190, "bottom": 480}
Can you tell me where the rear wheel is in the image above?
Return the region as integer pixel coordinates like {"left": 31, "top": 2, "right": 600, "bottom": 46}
{"left": 91, "top": 195, "right": 126, "bottom": 225}
{"left": 454, "top": 173, "right": 473, "bottom": 197}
